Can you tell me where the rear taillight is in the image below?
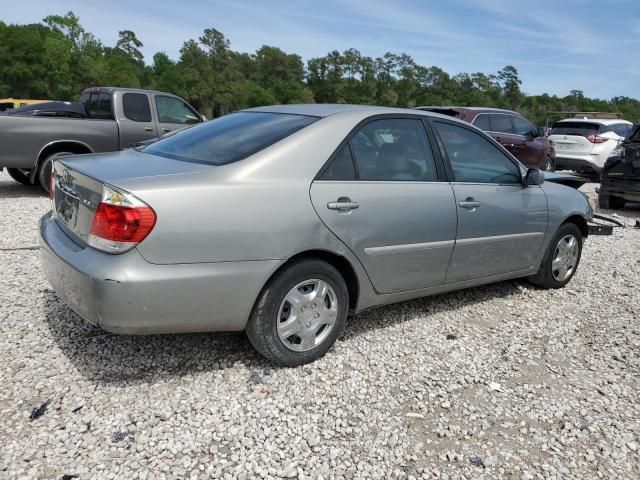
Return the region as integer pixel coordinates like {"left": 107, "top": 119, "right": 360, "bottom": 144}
{"left": 586, "top": 134, "right": 609, "bottom": 144}
{"left": 88, "top": 185, "right": 156, "bottom": 254}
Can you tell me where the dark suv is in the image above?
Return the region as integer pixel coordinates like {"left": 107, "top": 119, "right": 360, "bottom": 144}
{"left": 416, "top": 107, "right": 556, "bottom": 171}
{"left": 599, "top": 122, "right": 640, "bottom": 209}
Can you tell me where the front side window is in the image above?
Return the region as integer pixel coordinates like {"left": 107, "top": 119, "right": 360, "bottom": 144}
{"left": 123, "top": 93, "right": 152, "bottom": 122}
{"left": 512, "top": 115, "right": 536, "bottom": 136}
{"left": 349, "top": 118, "right": 438, "bottom": 181}
{"left": 434, "top": 121, "right": 522, "bottom": 184}
{"left": 155, "top": 96, "right": 199, "bottom": 125}
{"left": 489, "top": 114, "right": 514, "bottom": 134}
{"left": 143, "top": 111, "right": 317, "bottom": 165}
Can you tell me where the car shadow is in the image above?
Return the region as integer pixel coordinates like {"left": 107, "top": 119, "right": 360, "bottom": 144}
{"left": 0, "top": 176, "right": 46, "bottom": 199}
{"left": 43, "top": 280, "right": 522, "bottom": 385}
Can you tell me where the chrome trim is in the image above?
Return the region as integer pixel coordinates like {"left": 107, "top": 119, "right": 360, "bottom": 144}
{"left": 455, "top": 232, "right": 544, "bottom": 246}
{"left": 365, "top": 239, "right": 455, "bottom": 256}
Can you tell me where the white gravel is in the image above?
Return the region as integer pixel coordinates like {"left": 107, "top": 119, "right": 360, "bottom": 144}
{"left": 1, "top": 170, "right": 639, "bottom": 480}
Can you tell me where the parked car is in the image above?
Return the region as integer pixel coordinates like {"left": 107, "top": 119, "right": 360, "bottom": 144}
{"left": 0, "top": 87, "right": 205, "bottom": 192}
{"left": 599, "top": 122, "right": 640, "bottom": 209}
{"left": 416, "top": 106, "right": 556, "bottom": 171}
{"left": 548, "top": 118, "right": 633, "bottom": 176}
{"left": 40, "top": 105, "right": 592, "bottom": 366}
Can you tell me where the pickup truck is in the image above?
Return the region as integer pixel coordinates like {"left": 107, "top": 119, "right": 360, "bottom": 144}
{"left": 0, "top": 87, "right": 205, "bottom": 192}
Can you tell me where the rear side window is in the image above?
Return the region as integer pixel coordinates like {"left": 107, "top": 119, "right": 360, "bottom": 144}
{"left": 472, "top": 114, "right": 490, "bottom": 131}
{"left": 123, "top": 93, "right": 152, "bottom": 122}
{"left": 321, "top": 145, "right": 357, "bottom": 180}
{"left": 612, "top": 123, "right": 631, "bottom": 137}
{"left": 489, "top": 114, "right": 514, "bottom": 134}
{"left": 349, "top": 118, "right": 438, "bottom": 181}
{"left": 550, "top": 122, "right": 599, "bottom": 137}
{"left": 143, "top": 112, "right": 317, "bottom": 165}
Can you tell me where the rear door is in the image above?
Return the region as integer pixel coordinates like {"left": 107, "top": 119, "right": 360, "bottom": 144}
{"left": 486, "top": 113, "right": 528, "bottom": 160}
{"left": 310, "top": 116, "right": 457, "bottom": 294}
{"left": 431, "top": 120, "right": 548, "bottom": 283}
{"left": 117, "top": 92, "right": 158, "bottom": 148}
{"left": 153, "top": 95, "right": 202, "bottom": 136}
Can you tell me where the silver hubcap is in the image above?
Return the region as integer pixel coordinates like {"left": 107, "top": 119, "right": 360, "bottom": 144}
{"left": 551, "top": 234, "right": 579, "bottom": 281}
{"left": 277, "top": 279, "right": 338, "bottom": 352}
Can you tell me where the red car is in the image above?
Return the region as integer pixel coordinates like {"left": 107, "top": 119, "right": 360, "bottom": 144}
{"left": 416, "top": 107, "right": 556, "bottom": 171}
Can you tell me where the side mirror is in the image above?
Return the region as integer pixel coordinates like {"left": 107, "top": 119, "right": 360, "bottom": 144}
{"left": 536, "top": 127, "right": 547, "bottom": 138}
{"left": 525, "top": 168, "right": 545, "bottom": 186}
{"left": 200, "top": 114, "right": 208, "bottom": 122}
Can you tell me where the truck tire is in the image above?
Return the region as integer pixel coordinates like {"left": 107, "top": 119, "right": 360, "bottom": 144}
{"left": 38, "top": 152, "right": 73, "bottom": 194}
{"left": 7, "top": 168, "right": 35, "bottom": 186}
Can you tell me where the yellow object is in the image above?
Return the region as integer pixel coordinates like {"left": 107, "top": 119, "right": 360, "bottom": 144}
{"left": 0, "top": 98, "right": 52, "bottom": 111}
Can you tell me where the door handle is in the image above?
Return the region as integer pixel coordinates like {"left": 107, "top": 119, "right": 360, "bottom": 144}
{"left": 458, "top": 199, "right": 480, "bottom": 209}
{"left": 144, "top": 127, "right": 153, "bottom": 132}
{"left": 162, "top": 128, "right": 171, "bottom": 133}
{"left": 327, "top": 197, "right": 359, "bottom": 211}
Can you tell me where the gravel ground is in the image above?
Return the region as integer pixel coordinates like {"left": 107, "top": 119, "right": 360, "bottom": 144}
{"left": 0, "top": 170, "right": 639, "bottom": 480}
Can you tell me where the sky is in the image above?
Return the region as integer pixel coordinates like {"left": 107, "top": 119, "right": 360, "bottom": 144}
{"left": 3, "top": 0, "right": 640, "bottom": 99}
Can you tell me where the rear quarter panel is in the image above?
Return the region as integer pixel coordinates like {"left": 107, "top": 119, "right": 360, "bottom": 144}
{"left": 0, "top": 116, "right": 118, "bottom": 168}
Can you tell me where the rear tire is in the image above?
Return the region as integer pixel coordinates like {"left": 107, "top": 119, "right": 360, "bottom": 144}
{"left": 38, "top": 152, "right": 73, "bottom": 194}
{"left": 543, "top": 155, "right": 555, "bottom": 172}
{"left": 6, "top": 168, "right": 35, "bottom": 186}
{"left": 528, "top": 223, "right": 583, "bottom": 289}
{"left": 246, "top": 259, "right": 348, "bottom": 367}
{"left": 598, "top": 193, "right": 625, "bottom": 210}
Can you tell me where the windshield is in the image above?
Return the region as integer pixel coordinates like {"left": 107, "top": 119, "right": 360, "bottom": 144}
{"left": 143, "top": 111, "right": 318, "bottom": 165}
{"left": 550, "top": 121, "right": 599, "bottom": 137}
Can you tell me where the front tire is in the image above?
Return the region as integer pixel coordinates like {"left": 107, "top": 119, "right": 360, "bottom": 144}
{"left": 6, "top": 168, "right": 35, "bottom": 186}
{"left": 246, "top": 259, "right": 348, "bottom": 367}
{"left": 528, "top": 223, "right": 583, "bottom": 289}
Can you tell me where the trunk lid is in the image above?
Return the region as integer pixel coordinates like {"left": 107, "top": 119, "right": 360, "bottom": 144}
{"left": 52, "top": 149, "right": 213, "bottom": 246}
{"left": 549, "top": 121, "right": 600, "bottom": 155}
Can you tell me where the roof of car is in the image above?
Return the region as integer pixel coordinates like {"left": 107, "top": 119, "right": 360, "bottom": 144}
{"left": 554, "top": 118, "right": 632, "bottom": 125}
{"left": 417, "top": 106, "right": 517, "bottom": 114}
{"left": 244, "top": 104, "right": 439, "bottom": 118}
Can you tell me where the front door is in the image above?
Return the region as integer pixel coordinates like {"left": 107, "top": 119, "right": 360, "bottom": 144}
{"left": 310, "top": 117, "right": 457, "bottom": 294}
{"left": 431, "top": 120, "right": 548, "bottom": 283}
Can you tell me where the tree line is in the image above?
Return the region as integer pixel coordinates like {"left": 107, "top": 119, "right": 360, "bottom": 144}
{"left": 1, "top": 12, "right": 638, "bottom": 126}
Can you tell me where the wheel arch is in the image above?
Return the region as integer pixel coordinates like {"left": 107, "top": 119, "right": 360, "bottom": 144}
{"left": 265, "top": 249, "right": 360, "bottom": 312}
{"left": 562, "top": 214, "right": 589, "bottom": 238}
{"left": 37, "top": 140, "right": 93, "bottom": 164}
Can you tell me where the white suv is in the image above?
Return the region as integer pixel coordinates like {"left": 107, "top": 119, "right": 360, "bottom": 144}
{"left": 549, "top": 119, "right": 632, "bottom": 175}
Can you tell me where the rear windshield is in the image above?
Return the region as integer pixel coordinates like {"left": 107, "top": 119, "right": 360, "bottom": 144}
{"left": 143, "top": 111, "right": 318, "bottom": 165}
{"left": 550, "top": 121, "right": 599, "bottom": 137}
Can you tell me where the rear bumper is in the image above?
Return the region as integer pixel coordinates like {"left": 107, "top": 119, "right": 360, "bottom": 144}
{"left": 601, "top": 177, "right": 640, "bottom": 202}
{"left": 555, "top": 153, "right": 603, "bottom": 173}
{"left": 39, "top": 212, "right": 281, "bottom": 334}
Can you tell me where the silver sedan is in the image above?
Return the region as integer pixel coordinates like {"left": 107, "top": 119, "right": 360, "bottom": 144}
{"left": 40, "top": 105, "right": 592, "bottom": 366}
